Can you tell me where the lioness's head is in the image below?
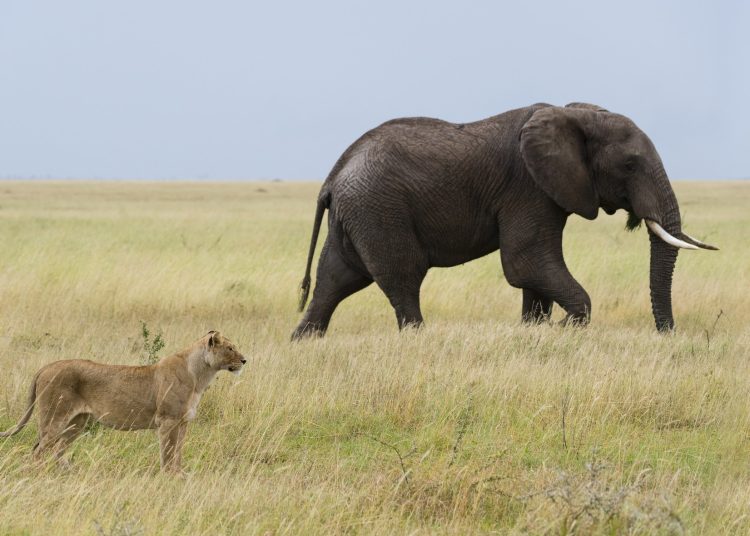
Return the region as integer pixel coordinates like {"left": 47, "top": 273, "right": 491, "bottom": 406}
{"left": 204, "top": 331, "right": 246, "bottom": 375}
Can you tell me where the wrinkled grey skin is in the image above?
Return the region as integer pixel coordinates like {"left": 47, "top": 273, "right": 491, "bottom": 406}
{"left": 292, "top": 102, "right": 713, "bottom": 339}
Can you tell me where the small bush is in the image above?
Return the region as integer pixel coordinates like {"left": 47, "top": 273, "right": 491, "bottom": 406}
{"left": 139, "top": 321, "right": 165, "bottom": 365}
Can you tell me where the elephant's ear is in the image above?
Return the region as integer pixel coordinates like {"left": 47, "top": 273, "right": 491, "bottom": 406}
{"left": 520, "top": 107, "right": 599, "bottom": 220}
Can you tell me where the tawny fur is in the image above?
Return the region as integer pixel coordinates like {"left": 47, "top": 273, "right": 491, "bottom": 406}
{"left": 0, "top": 331, "right": 246, "bottom": 472}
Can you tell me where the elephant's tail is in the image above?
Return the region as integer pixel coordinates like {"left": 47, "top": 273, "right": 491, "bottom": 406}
{"left": 0, "top": 371, "right": 38, "bottom": 438}
{"left": 298, "top": 193, "right": 329, "bottom": 312}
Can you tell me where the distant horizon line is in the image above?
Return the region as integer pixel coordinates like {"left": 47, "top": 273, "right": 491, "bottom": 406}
{"left": 0, "top": 176, "right": 748, "bottom": 182}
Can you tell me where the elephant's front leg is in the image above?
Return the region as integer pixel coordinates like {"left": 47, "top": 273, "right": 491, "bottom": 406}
{"left": 500, "top": 219, "right": 591, "bottom": 325}
{"left": 514, "top": 270, "right": 590, "bottom": 326}
{"left": 555, "top": 285, "right": 591, "bottom": 326}
{"left": 522, "top": 288, "right": 553, "bottom": 323}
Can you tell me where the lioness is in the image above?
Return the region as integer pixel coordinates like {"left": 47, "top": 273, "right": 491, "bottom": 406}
{"left": 0, "top": 331, "right": 246, "bottom": 472}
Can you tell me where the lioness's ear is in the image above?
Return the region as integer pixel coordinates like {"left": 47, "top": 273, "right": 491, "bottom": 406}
{"left": 207, "top": 331, "right": 220, "bottom": 347}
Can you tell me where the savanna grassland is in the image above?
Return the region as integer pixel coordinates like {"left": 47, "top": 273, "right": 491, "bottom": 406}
{"left": 0, "top": 180, "right": 748, "bottom": 535}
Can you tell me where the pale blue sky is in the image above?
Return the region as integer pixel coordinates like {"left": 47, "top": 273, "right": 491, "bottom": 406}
{"left": 1, "top": 1, "right": 748, "bottom": 180}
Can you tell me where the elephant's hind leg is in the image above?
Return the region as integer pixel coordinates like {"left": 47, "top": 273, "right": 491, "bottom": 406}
{"left": 292, "top": 238, "right": 372, "bottom": 340}
{"left": 376, "top": 274, "right": 426, "bottom": 330}
{"left": 367, "top": 247, "right": 428, "bottom": 330}
{"left": 522, "top": 288, "right": 554, "bottom": 323}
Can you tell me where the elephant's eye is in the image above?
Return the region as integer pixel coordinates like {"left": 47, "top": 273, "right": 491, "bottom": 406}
{"left": 623, "top": 159, "right": 637, "bottom": 173}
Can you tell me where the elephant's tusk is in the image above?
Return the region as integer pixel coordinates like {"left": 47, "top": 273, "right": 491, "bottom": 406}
{"left": 645, "top": 220, "right": 699, "bottom": 250}
{"left": 681, "top": 232, "right": 719, "bottom": 250}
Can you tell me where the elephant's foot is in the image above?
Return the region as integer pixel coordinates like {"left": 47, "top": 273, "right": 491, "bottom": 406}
{"left": 559, "top": 311, "right": 590, "bottom": 327}
{"left": 521, "top": 289, "right": 554, "bottom": 324}
{"left": 523, "top": 314, "right": 552, "bottom": 325}
{"left": 397, "top": 318, "right": 424, "bottom": 331}
{"left": 290, "top": 321, "right": 327, "bottom": 341}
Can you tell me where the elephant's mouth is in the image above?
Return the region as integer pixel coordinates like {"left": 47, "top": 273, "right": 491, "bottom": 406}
{"left": 601, "top": 203, "right": 617, "bottom": 215}
{"left": 601, "top": 197, "right": 632, "bottom": 217}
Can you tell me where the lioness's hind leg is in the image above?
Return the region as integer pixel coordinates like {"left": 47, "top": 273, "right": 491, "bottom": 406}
{"left": 55, "top": 414, "right": 89, "bottom": 461}
{"left": 34, "top": 413, "right": 88, "bottom": 464}
{"left": 34, "top": 390, "right": 79, "bottom": 457}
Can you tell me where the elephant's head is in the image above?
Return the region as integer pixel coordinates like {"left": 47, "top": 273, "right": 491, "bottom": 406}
{"left": 519, "top": 102, "right": 717, "bottom": 331}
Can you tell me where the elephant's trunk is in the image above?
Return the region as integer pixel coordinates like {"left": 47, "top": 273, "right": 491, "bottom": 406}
{"left": 646, "top": 165, "right": 682, "bottom": 331}
{"left": 649, "top": 228, "right": 679, "bottom": 331}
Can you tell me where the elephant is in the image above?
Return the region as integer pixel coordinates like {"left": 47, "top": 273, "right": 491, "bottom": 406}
{"left": 291, "top": 102, "right": 717, "bottom": 339}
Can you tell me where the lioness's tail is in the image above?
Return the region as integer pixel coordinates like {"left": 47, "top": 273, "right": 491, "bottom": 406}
{"left": 0, "top": 372, "right": 38, "bottom": 437}
{"left": 298, "top": 192, "right": 329, "bottom": 312}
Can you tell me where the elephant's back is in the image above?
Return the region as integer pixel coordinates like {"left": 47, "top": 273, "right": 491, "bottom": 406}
{"left": 322, "top": 117, "right": 508, "bottom": 267}
{"left": 322, "top": 105, "right": 543, "bottom": 193}
{"left": 325, "top": 116, "right": 489, "bottom": 194}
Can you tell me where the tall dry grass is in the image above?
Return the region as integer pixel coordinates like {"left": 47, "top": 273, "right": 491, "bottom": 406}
{"left": 0, "top": 180, "right": 748, "bottom": 534}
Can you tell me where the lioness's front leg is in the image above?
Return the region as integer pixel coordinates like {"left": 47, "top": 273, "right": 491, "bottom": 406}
{"left": 158, "top": 419, "right": 187, "bottom": 473}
